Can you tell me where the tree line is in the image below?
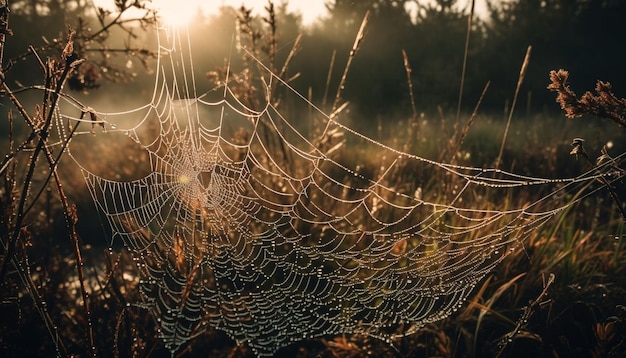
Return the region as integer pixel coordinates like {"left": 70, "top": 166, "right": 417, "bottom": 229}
{"left": 4, "top": 0, "right": 626, "bottom": 122}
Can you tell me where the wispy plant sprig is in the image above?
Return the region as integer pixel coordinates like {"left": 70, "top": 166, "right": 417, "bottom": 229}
{"left": 6, "top": 1, "right": 158, "bottom": 91}
{"left": 570, "top": 138, "right": 626, "bottom": 222}
{"left": 548, "top": 69, "right": 626, "bottom": 127}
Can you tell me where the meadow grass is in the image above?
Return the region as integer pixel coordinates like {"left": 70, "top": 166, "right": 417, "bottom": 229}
{"left": 2, "top": 106, "right": 625, "bottom": 357}
{"left": 2, "top": 3, "right": 626, "bottom": 357}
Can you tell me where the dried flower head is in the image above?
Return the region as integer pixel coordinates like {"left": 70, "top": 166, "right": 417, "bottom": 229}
{"left": 62, "top": 28, "right": 76, "bottom": 61}
{"left": 570, "top": 137, "right": 587, "bottom": 159}
{"left": 548, "top": 69, "right": 626, "bottom": 127}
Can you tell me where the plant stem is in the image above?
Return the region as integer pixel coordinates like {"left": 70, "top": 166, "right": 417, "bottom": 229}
{"left": 331, "top": 10, "right": 370, "bottom": 115}
{"left": 455, "top": 0, "right": 475, "bottom": 124}
{"left": 495, "top": 45, "right": 532, "bottom": 169}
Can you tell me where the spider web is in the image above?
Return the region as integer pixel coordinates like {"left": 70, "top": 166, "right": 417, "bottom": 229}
{"left": 62, "top": 25, "right": 622, "bottom": 356}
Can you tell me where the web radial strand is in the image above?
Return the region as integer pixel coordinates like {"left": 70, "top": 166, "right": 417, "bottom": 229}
{"left": 62, "top": 25, "right": 625, "bottom": 356}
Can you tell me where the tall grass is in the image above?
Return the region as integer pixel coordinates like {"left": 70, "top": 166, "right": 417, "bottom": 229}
{"left": 1, "top": 2, "right": 626, "bottom": 357}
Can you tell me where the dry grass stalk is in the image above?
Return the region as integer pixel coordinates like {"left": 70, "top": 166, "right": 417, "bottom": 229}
{"left": 402, "top": 49, "right": 418, "bottom": 122}
{"left": 495, "top": 45, "right": 532, "bottom": 169}
{"left": 322, "top": 49, "right": 337, "bottom": 111}
{"left": 455, "top": 0, "right": 475, "bottom": 124}
{"left": 401, "top": 49, "right": 422, "bottom": 156}
{"left": 278, "top": 34, "right": 302, "bottom": 80}
{"left": 450, "top": 80, "right": 490, "bottom": 163}
{"left": 263, "top": 1, "right": 278, "bottom": 74}
{"left": 495, "top": 273, "right": 555, "bottom": 358}
{"left": 331, "top": 10, "right": 371, "bottom": 114}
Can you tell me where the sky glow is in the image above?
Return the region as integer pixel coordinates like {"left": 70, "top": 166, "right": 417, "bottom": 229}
{"left": 93, "top": 1, "right": 494, "bottom": 28}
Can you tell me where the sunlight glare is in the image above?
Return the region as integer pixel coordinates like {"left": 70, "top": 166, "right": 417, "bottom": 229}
{"left": 153, "top": 0, "right": 203, "bottom": 27}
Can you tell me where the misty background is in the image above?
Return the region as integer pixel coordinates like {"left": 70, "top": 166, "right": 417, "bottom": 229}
{"left": 3, "top": 0, "right": 625, "bottom": 129}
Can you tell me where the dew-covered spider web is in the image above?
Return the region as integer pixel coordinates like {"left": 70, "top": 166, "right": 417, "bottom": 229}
{"left": 60, "top": 25, "right": 624, "bottom": 356}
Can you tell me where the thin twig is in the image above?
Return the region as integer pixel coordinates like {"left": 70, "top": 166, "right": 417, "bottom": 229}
{"left": 0, "top": 7, "right": 70, "bottom": 355}
{"left": 0, "top": 47, "right": 96, "bottom": 358}
{"left": 23, "top": 119, "right": 80, "bottom": 216}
